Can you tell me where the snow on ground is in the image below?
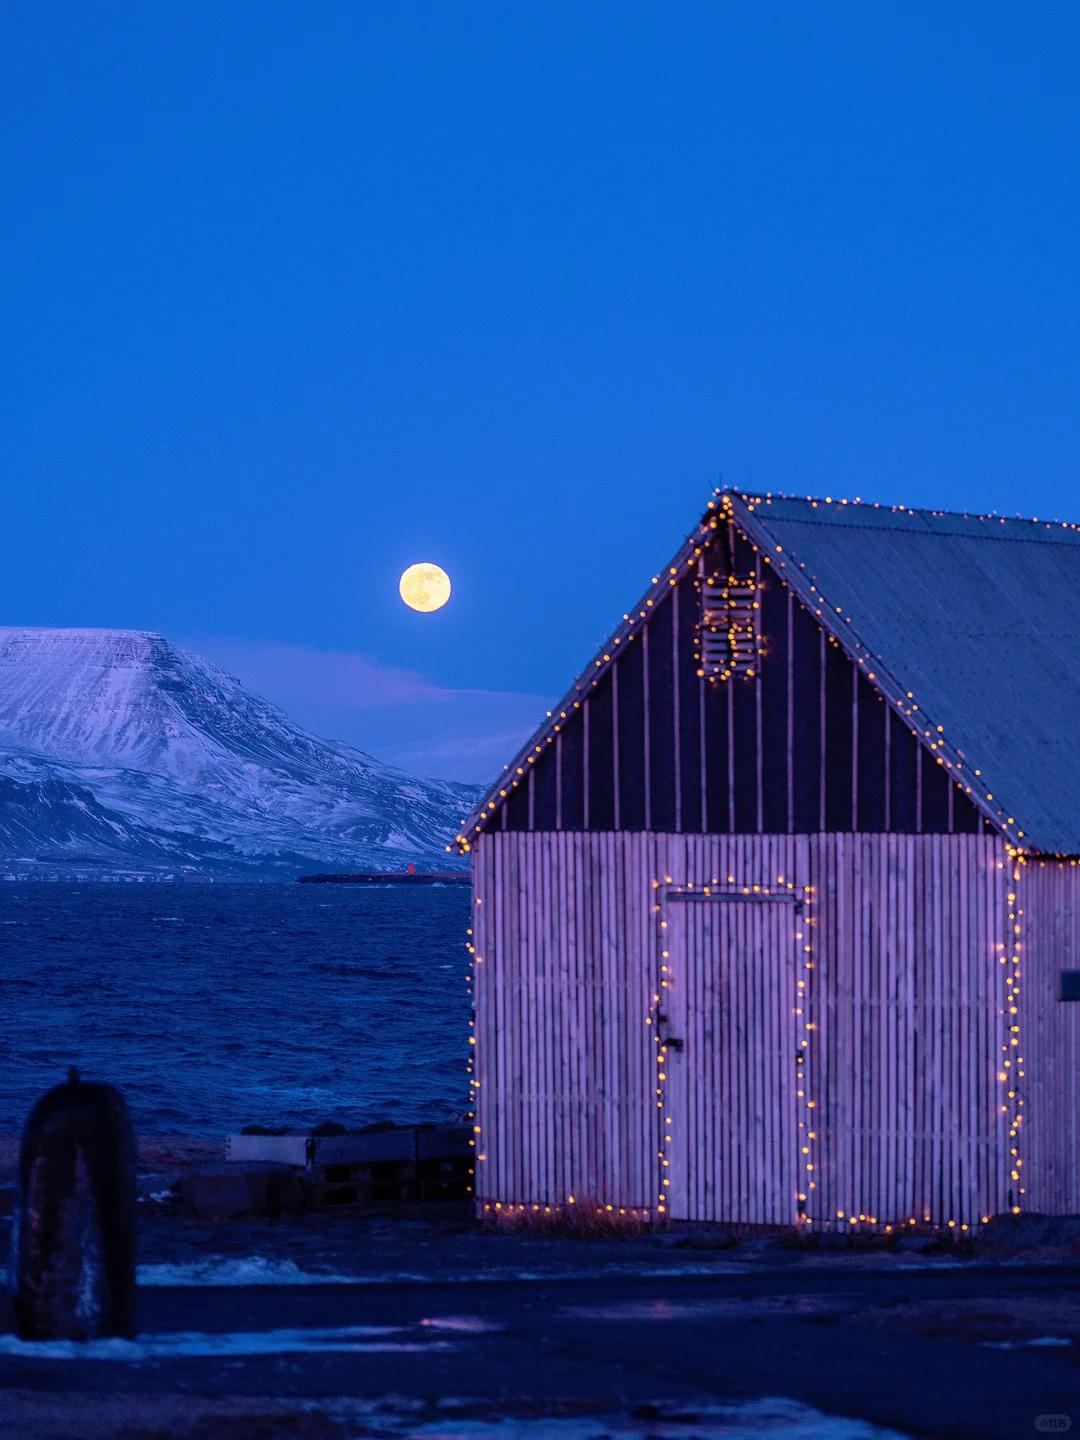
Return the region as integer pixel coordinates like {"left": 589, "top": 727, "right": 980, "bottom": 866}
{"left": 390, "top": 1401, "right": 912, "bottom": 1439}
{"left": 137, "top": 1257, "right": 368, "bottom": 1286}
{"left": 136, "top": 1256, "right": 753, "bottom": 1287}
{"left": 0, "top": 1326, "right": 452, "bottom": 1359}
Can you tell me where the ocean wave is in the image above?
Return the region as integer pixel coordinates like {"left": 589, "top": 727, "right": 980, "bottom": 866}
{"left": 0, "top": 884, "right": 471, "bottom": 1133}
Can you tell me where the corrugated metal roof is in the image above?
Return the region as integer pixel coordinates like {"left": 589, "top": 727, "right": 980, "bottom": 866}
{"left": 733, "top": 493, "right": 1080, "bottom": 854}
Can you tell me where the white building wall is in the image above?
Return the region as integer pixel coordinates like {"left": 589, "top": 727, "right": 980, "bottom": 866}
{"left": 473, "top": 831, "right": 1015, "bottom": 1228}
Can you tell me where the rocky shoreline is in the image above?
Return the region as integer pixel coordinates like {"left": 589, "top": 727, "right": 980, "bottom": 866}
{"left": 0, "top": 1132, "right": 221, "bottom": 1194}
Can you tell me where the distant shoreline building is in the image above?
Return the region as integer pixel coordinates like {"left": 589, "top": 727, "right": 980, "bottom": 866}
{"left": 458, "top": 489, "right": 1080, "bottom": 1230}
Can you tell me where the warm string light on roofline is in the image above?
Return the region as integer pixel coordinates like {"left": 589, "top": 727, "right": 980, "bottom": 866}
{"left": 451, "top": 531, "right": 708, "bottom": 849}
{"left": 736, "top": 485, "right": 1080, "bottom": 532}
{"left": 454, "top": 484, "right": 1040, "bottom": 851}
{"left": 721, "top": 491, "right": 1029, "bottom": 846}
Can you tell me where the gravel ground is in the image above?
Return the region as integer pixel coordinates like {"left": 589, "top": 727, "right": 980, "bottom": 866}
{"left": 1, "top": 1250, "right": 1077, "bottom": 1439}
{"left": 2, "top": 1137, "right": 1079, "bottom": 1438}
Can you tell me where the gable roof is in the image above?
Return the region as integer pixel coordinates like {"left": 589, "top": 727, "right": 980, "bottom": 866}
{"left": 457, "top": 490, "right": 1080, "bottom": 856}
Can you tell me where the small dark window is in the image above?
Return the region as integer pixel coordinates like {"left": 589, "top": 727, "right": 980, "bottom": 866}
{"left": 1060, "top": 970, "right": 1080, "bottom": 1001}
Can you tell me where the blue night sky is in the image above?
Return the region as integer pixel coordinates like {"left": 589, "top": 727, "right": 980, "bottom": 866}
{"left": 3, "top": 4, "right": 1079, "bottom": 779}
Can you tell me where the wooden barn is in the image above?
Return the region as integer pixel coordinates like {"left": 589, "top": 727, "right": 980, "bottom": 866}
{"left": 457, "top": 490, "right": 1080, "bottom": 1232}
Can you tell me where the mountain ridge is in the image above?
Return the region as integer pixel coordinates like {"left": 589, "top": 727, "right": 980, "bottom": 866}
{"left": 0, "top": 627, "right": 477, "bottom": 878}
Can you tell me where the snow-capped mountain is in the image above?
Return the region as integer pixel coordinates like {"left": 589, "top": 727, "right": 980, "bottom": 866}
{"left": 0, "top": 628, "right": 477, "bottom": 878}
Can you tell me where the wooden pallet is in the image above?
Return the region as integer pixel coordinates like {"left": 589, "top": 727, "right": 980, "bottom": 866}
{"left": 226, "top": 1125, "right": 473, "bottom": 1211}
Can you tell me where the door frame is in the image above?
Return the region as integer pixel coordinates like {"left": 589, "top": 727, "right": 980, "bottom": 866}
{"left": 655, "top": 881, "right": 810, "bottom": 1225}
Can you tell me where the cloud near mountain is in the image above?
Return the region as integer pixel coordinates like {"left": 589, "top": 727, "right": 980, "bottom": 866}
{"left": 184, "top": 636, "right": 552, "bottom": 787}
{"left": 0, "top": 628, "right": 488, "bottom": 879}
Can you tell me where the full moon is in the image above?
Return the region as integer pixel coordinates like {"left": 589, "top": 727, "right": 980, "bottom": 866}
{"left": 399, "top": 562, "right": 452, "bottom": 613}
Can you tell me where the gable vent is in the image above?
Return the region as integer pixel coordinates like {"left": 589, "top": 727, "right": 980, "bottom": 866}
{"left": 699, "top": 572, "right": 760, "bottom": 682}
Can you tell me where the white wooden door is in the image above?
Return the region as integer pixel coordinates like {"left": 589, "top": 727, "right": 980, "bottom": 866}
{"left": 662, "top": 891, "right": 802, "bottom": 1225}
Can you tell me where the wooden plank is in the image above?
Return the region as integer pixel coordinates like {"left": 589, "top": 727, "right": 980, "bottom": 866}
{"left": 612, "top": 661, "right": 621, "bottom": 831}
{"left": 754, "top": 551, "right": 764, "bottom": 832}
{"left": 1019, "top": 858, "right": 1080, "bottom": 1215}
{"left": 555, "top": 731, "right": 563, "bottom": 831}
{"left": 673, "top": 571, "right": 682, "bottom": 833}
{"left": 818, "top": 629, "right": 827, "bottom": 832}
{"left": 583, "top": 699, "right": 591, "bottom": 831}
{"left": 555, "top": 831, "right": 571, "bottom": 1201}
{"left": 642, "top": 625, "right": 651, "bottom": 831}
{"left": 786, "top": 588, "right": 795, "bottom": 833}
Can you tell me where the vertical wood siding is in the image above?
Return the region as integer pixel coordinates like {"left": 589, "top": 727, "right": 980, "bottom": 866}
{"left": 473, "top": 831, "right": 1010, "bottom": 1227}
{"left": 500, "top": 520, "right": 989, "bottom": 839}
{"left": 811, "top": 834, "right": 1010, "bottom": 1228}
{"left": 1017, "top": 860, "right": 1080, "bottom": 1214}
{"left": 665, "top": 880, "right": 806, "bottom": 1224}
{"left": 473, "top": 831, "right": 660, "bottom": 1210}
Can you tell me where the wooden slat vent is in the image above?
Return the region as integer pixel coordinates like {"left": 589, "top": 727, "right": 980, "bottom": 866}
{"left": 699, "top": 572, "right": 760, "bottom": 682}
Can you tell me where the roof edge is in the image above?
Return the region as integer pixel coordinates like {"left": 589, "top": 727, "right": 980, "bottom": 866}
{"left": 727, "top": 493, "right": 1029, "bottom": 849}
{"left": 454, "top": 487, "right": 1059, "bottom": 857}
{"left": 721, "top": 486, "right": 1080, "bottom": 539}
{"left": 452, "top": 499, "right": 720, "bottom": 851}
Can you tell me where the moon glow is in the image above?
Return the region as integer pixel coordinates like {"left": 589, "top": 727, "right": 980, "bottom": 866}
{"left": 399, "top": 562, "right": 452, "bottom": 613}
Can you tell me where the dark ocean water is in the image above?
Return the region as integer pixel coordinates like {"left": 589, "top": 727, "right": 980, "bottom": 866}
{"left": 0, "top": 883, "right": 472, "bottom": 1136}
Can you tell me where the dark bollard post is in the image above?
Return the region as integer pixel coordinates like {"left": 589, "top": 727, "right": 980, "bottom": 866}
{"left": 13, "top": 1069, "right": 137, "bottom": 1340}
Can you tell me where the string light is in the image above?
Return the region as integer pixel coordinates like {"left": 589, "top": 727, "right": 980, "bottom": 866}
{"left": 651, "top": 879, "right": 672, "bottom": 1218}
{"left": 461, "top": 486, "right": 1066, "bottom": 1231}
{"left": 481, "top": 1201, "right": 652, "bottom": 1225}
{"left": 649, "top": 874, "right": 816, "bottom": 1227}
{"left": 795, "top": 882, "right": 816, "bottom": 1226}
{"left": 465, "top": 921, "right": 478, "bottom": 1199}
{"left": 455, "top": 484, "right": 1050, "bottom": 849}
{"left": 1002, "top": 861, "right": 1025, "bottom": 1215}
{"left": 696, "top": 569, "right": 761, "bottom": 682}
